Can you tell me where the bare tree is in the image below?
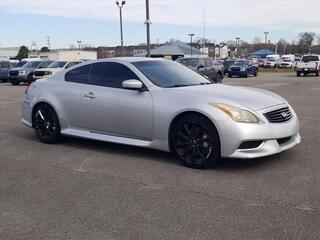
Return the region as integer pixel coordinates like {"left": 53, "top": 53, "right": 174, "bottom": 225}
{"left": 299, "top": 32, "right": 316, "bottom": 48}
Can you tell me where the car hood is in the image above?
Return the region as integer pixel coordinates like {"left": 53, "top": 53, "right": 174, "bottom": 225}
{"left": 10, "top": 67, "right": 34, "bottom": 71}
{"left": 165, "top": 84, "right": 285, "bottom": 111}
{"left": 35, "top": 68, "right": 62, "bottom": 72}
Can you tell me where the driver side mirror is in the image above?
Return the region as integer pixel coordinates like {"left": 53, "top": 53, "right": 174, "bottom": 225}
{"left": 122, "top": 79, "right": 144, "bottom": 90}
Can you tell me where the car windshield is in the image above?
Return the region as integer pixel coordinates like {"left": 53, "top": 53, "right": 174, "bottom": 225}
{"left": 0, "top": 62, "right": 10, "bottom": 68}
{"left": 48, "top": 61, "right": 67, "bottom": 68}
{"left": 283, "top": 59, "right": 292, "bottom": 62}
{"left": 223, "top": 61, "right": 235, "bottom": 67}
{"left": 267, "top": 58, "right": 276, "bottom": 62}
{"left": 22, "top": 61, "right": 41, "bottom": 68}
{"left": 176, "top": 58, "right": 198, "bottom": 67}
{"left": 234, "top": 61, "right": 250, "bottom": 66}
{"left": 133, "top": 60, "right": 212, "bottom": 88}
{"left": 302, "top": 56, "right": 319, "bottom": 62}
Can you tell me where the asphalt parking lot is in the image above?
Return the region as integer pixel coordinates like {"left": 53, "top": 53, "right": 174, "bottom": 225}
{"left": 1, "top": 72, "right": 320, "bottom": 240}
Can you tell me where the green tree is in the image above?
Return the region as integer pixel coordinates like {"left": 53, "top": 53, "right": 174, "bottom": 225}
{"left": 15, "top": 46, "right": 29, "bottom": 60}
{"left": 40, "top": 46, "right": 50, "bottom": 52}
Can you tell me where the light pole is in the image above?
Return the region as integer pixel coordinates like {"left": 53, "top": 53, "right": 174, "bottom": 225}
{"left": 116, "top": 1, "right": 126, "bottom": 56}
{"left": 145, "top": 0, "right": 151, "bottom": 57}
{"left": 236, "top": 37, "right": 240, "bottom": 57}
{"left": 77, "top": 40, "right": 82, "bottom": 51}
{"left": 264, "top": 32, "right": 269, "bottom": 44}
{"left": 188, "top": 33, "right": 195, "bottom": 57}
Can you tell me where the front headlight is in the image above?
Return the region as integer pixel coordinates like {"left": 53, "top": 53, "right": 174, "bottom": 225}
{"left": 18, "top": 70, "right": 26, "bottom": 75}
{"left": 211, "top": 103, "right": 260, "bottom": 123}
{"left": 240, "top": 67, "right": 246, "bottom": 71}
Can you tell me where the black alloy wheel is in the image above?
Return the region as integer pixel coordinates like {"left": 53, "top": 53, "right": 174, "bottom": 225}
{"left": 173, "top": 114, "right": 220, "bottom": 168}
{"left": 33, "top": 104, "right": 62, "bottom": 143}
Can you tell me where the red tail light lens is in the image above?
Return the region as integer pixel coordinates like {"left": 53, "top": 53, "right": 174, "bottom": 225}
{"left": 25, "top": 84, "right": 30, "bottom": 95}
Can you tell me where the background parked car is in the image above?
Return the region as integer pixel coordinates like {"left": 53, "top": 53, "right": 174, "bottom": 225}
{"left": 8, "top": 60, "right": 51, "bottom": 85}
{"left": 176, "top": 57, "right": 222, "bottom": 83}
{"left": 33, "top": 60, "right": 83, "bottom": 80}
{"left": 295, "top": 55, "right": 320, "bottom": 77}
{"left": 279, "top": 54, "right": 295, "bottom": 68}
{"left": 228, "top": 60, "right": 258, "bottom": 78}
{"left": 264, "top": 54, "right": 281, "bottom": 68}
{"left": 257, "top": 59, "right": 265, "bottom": 67}
{"left": 223, "top": 60, "right": 236, "bottom": 74}
{"left": 0, "top": 60, "right": 12, "bottom": 82}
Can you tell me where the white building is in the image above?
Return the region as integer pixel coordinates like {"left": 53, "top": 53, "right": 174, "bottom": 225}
{"left": 0, "top": 47, "right": 19, "bottom": 59}
{"left": 214, "top": 45, "right": 229, "bottom": 59}
{"left": 29, "top": 49, "right": 97, "bottom": 61}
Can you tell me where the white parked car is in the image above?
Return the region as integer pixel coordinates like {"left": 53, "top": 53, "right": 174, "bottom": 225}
{"left": 295, "top": 55, "right": 320, "bottom": 77}
{"left": 279, "top": 54, "right": 295, "bottom": 68}
{"left": 33, "top": 60, "right": 82, "bottom": 80}
{"left": 265, "top": 54, "right": 281, "bottom": 68}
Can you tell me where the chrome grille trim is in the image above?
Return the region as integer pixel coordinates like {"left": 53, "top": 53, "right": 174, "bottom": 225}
{"left": 263, "top": 107, "right": 292, "bottom": 123}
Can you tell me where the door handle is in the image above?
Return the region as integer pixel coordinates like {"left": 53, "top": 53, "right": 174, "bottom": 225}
{"left": 84, "top": 92, "right": 96, "bottom": 99}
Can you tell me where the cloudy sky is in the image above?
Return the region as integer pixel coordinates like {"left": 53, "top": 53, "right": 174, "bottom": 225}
{"left": 0, "top": 0, "right": 319, "bottom": 48}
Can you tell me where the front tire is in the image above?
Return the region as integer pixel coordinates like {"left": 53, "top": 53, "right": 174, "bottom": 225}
{"left": 297, "top": 71, "right": 301, "bottom": 77}
{"left": 10, "top": 80, "right": 20, "bottom": 85}
{"left": 316, "top": 71, "right": 319, "bottom": 77}
{"left": 172, "top": 114, "right": 221, "bottom": 169}
{"left": 33, "top": 104, "right": 62, "bottom": 144}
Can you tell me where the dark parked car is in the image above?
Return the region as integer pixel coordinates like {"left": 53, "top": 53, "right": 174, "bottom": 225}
{"left": 176, "top": 57, "right": 222, "bottom": 83}
{"left": 223, "top": 60, "right": 236, "bottom": 74}
{"left": 8, "top": 60, "right": 51, "bottom": 85}
{"left": 0, "top": 60, "right": 12, "bottom": 82}
{"left": 228, "top": 60, "right": 258, "bottom": 78}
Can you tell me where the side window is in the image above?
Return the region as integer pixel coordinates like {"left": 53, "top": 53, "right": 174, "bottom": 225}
{"left": 65, "top": 64, "right": 91, "bottom": 84}
{"left": 90, "top": 62, "right": 139, "bottom": 88}
{"left": 1, "top": 62, "right": 10, "bottom": 68}
{"left": 198, "top": 59, "right": 205, "bottom": 67}
{"left": 65, "top": 62, "right": 81, "bottom": 69}
{"left": 205, "top": 58, "right": 212, "bottom": 67}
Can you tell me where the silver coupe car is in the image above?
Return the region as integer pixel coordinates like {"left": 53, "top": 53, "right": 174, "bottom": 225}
{"left": 21, "top": 58, "right": 301, "bottom": 168}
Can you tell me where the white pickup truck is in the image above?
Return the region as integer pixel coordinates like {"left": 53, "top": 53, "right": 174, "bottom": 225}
{"left": 295, "top": 55, "right": 320, "bottom": 77}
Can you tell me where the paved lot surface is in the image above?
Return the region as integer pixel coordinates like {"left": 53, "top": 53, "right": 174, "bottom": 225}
{"left": 1, "top": 73, "right": 320, "bottom": 240}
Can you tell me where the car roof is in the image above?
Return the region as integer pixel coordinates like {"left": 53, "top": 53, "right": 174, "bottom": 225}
{"left": 89, "top": 57, "right": 165, "bottom": 64}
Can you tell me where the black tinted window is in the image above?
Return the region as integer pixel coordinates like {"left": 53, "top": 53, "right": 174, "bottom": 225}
{"left": 90, "top": 62, "right": 138, "bottom": 88}
{"left": 65, "top": 64, "right": 91, "bottom": 84}
{"left": 205, "top": 58, "right": 212, "bottom": 67}
{"left": 302, "top": 56, "right": 319, "bottom": 62}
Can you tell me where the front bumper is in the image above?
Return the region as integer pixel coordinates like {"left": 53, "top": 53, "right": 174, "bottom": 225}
{"left": 21, "top": 98, "right": 33, "bottom": 127}
{"left": 216, "top": 104, "right": 301, "bottom": 159}
{"left": 228, "top": 71, "right": 246, "bottom": 76}
{"left": 9, "top": 75, "right": 28, "bottom": 82}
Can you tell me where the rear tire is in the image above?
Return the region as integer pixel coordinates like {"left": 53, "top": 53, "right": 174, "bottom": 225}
{"left": 297, "top": 71, "right": 301, "bottom": 77}
{"left": 316, "top": 71, "right": 319, "bottom": 77}
{"left": 228, "top": 74, "right": 232, "bottom": 78}
{"left": 10, "top": 80, "right": 20, "bottom": 85}
{"left": 172, "top": 114, "right": 221, "bottom": 169}
{"left": 33, "top": 104, "right": 62, "bottom": 144}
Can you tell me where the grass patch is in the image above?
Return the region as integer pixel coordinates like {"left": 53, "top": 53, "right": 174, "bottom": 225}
{"left": 259, "top": 68, "right": 295, "bottom": 73}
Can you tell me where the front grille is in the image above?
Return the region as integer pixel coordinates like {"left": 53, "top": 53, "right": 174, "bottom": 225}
{"left": 34, "top": 71, "right": 45, "bottom": 76}
{"left": 231, "top": 67, "right": 240, "bottom": 71}
{"left": 9, "top": 70, "right": 18, "bottom": 76}
{"left": 264, "top": 107, "right": 292, "bottom": 123}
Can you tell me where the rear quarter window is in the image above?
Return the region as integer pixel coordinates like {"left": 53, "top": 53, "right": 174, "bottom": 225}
{"left": 65, "top": 64, "right": 91, "bottom": 84}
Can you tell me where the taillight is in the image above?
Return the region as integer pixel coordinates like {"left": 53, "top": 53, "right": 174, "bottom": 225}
{"left": 25, "top": 84, "right": 31, "bottom": 95}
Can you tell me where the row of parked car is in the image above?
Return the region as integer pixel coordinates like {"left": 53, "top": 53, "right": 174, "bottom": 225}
{"left": 0, "top": 58, "right": 83, "bottom": 85}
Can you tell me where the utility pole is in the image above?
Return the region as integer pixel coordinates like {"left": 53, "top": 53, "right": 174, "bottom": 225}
{"left": 203, "top": 8, "right": 206, "bottom": 49}
{"left": 116, "top": 1, "right": 126, "bottom": 56}
{"left": 77, "top": 40, "right": 82, "bottom": 51}
{"left": 145, "top": 0, "right": 151, "bottom": 57}
{"left": 264, "top": 32, "right": 269, "bottom": 44}
{"left": 46, "top": 36, "right": 51, "bottom": 50}
{"left": 188, "top": 33, "right": 195, "bottom": 57}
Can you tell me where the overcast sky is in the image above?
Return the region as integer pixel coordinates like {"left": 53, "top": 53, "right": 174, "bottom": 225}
{"left": 0, "top": 0, "right": 319, "bottom": 48}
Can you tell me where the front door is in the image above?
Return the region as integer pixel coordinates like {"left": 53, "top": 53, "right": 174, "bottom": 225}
{"left": 82, "top": 62, "right": 153, "bottom": 140}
